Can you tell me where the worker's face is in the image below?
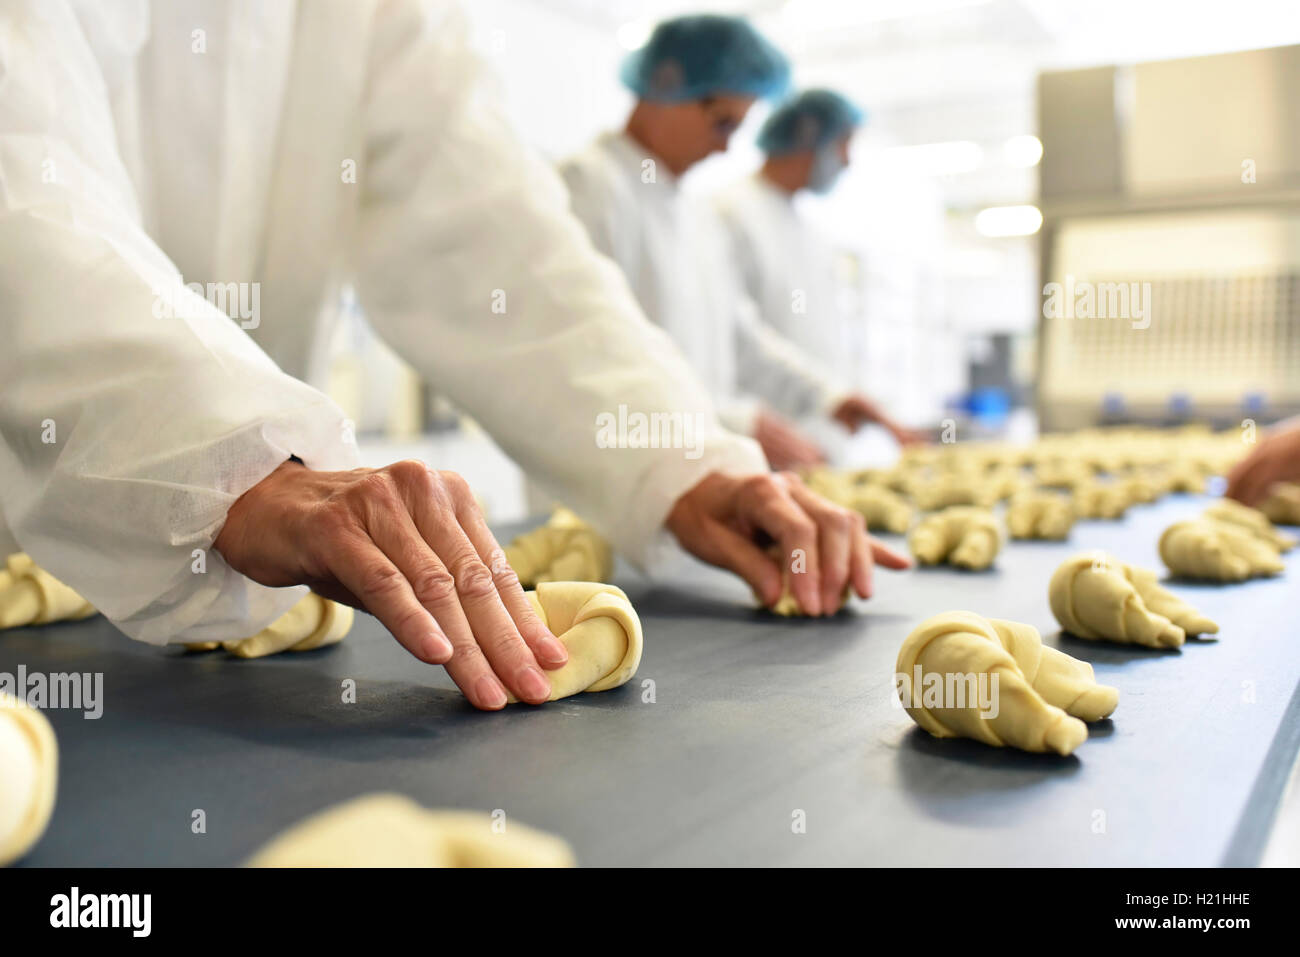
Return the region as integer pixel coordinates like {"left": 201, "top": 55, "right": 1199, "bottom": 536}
{"left": 670, "top": 94, "right": 757, "bottom": 168}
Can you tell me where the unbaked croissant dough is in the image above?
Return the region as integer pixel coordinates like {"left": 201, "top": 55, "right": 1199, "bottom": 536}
{"left": 846, "top": 484, "right": 913, "bottom": 534}
{"left": 0, "top": 552, "right": 352, "bottom": 660}
{"left": 0, "top": 553, "right": 96, "bottom": 629}
{"left": 507, "top": 582, "right": 642, "bottom": 702}
{"left": 1048, "top": 552, "right": 1217, "bottom": 648}
{"left": 896, "top": 612, "right": 1118, "bottom": 756}
{"left": 246, "top": 794, "right": 575, "bottom": 867}
{"left": 1260, "top": 482, "right": 1300, "bottom": 525}
{"left": 0, "top": 693, "right": 58, "bottom": 866}
{"left": 908, "top": 506, "right": 1000, "bottom": 569}
{"left": 911, "top": 475, "right": 998, "bottom": 511}
{"left": 1159, "top": 519, "right": 1285, "bottom": 581}
{"left": 1163, "top": 461, "right": 1207, "bottom": 494}
{"left": 1006, "top": 491, "right": 1075, "bottom": 540}
{"left": 1202, "top": 499, "right": 1296, "bottom": 552}
{"left": 504, "top": 508, "right": 613, "bottom": 588}
{"left": 187, "top": 593, "right": 354, "bottom": 658}
{"left": 1072, "top": 481, "right": 1131, "bottom": 520}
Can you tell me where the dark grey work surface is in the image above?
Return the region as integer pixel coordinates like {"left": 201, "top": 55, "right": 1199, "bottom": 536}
{"left": 6, "top": 495, "right": 1300, "bottom": 867}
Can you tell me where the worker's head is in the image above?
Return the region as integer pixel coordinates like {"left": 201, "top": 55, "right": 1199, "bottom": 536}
{"left": 621, "top": 15, "right": 789, "bottom": 175}
{"left": 757, "top": 89, "right": 865, "bottom": 193}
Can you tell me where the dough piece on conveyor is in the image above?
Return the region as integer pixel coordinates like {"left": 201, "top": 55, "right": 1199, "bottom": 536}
{"left": 0, "top": 553, "right": 96, "bottom": 630}
{"left": 187, "top": 593, "right": 354, "bottom": 658}
{"left": 507, "top": 582, "right": 642, "bottom": 702}
{"left": 1048, "top": 552, "right": 1218, "bottom": 648}
{"left": 1159, "top": 519, "right": 1285, "bottom": 582}
{"left": 1033, "top": 459, "right": 1094, "bottom": 491}
{"left": 1006, "top": 490, "right": 1074, "bottom": 540}
{"left": 911, "top": 476, "right": 998, "bottom": 511}
{"left": 1260, "top": 482, "right": 1300, "bottom": 526}
{"left": 247, "top": 794, "right": 575, "bottom": 867}
{"left": 847, "top": 484, "right": 913, "bottom": 534}
{"left": 1120, "top": 471, "right": 1164, "bottom": 505}
{"left": 1202, "top": 499, "right": 1297, "bottom": 552}
{"left": 895, "top": 612, "right": 1118, "bottom": 756}
{"left": 504, "top": 508, "right": 613, "bottom": 588}
{"left": 0, "top": 693, "right": 58, "bottom": 866}
{"left": 1072, "top": 481, "right": 1131, "bottom": 520}
{"left": 908, "top": 507, "right": 1000, "bottom": 570}
{"left": 1164, "top": 461, "right": 1207, "bottom": 494}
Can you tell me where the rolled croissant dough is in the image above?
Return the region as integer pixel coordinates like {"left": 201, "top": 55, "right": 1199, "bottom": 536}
{"left": 247, "top": 794, "right": 575, "bottom": 867}
{"left": 908, "top": 506, "right": 1000, "bottom": 569}
{"left": 0, "top": 551, "right": 353, "bottom": 660}
{"left": 1049, "top": 552, "right": 1217, "bottom": 648}
{"left": 1160, "top": 519, "right": 1285, "bottom": 582}
{"left": 504, "top": 508, "right": 612, "bottom": 588}
{"left": 1202, "top": 499, "right": 1296, "bottom": 552}
{"left": 0, "top": 554, "right": 96, "bottom": 629}
{"left": 1260, "top": 482, "right": 1300, "bottom": 526}
{"left": 506, "top": 581, "right": 642, "bottom": 702}
{"left": 0, "top": 693, "right": 58, "bottom": 866}
{"left": 1006, "top": 491, "right": 1074, "bottom": 540}
{"left": 896, "top": 612, "right": 1118, "bottom": 756}
{"left": 187, "top": 593, "right": 354, "bottom": 658}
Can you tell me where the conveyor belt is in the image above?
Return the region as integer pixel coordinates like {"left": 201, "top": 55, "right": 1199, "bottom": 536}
{"left": 5, "top": 495, "right": 1298, "bottom": 866}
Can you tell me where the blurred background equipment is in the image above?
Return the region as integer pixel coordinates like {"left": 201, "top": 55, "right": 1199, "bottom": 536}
{"left": 1038, "top": 44, "right": 1300, "bottom": 430}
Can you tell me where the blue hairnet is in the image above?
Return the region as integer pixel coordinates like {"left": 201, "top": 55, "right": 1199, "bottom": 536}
{"left": 757, "top": 89, "right": 865, "bottom": 155}
{"left": 620, "top": 15, "right": 790, "bottom": 103}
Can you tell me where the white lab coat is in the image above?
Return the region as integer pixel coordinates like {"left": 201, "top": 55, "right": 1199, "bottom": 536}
{"left": 714, "top": 172, "right": 858, "bottom": 388}
{"left": 0, "top": 0, "right": 763, "bottom": 646}
{"left": 558, "top": 132, "right": 846, "bottom": 437}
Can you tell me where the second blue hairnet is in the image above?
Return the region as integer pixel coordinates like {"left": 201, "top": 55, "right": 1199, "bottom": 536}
{"left": 757, "top": 89, "right": 865, "bottom": 155}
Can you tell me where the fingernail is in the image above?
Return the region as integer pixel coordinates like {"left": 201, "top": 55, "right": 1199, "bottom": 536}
{"left": 475, "top": 675, "right": 508, "bottom": 709}
{"left": 425, "top": 631, "right": 454, "bottom": 660}
{"left": 538, "top": 635, "right": 568, "bottom": 665}
{"left": 518, "top": 666, "right": 552, "bottom": 703}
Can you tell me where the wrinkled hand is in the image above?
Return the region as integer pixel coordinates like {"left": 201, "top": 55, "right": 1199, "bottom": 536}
{"left": 831, "top": 394, "right": 927, "bottom": 446}
{"left": 214, "top": 459, "right": 568, "bottom": 710}
{"left": 754, "top": 409, "right": 826, "bottom": 471}
{"left": 1225, "top": 422, "right": 1300, "bottom": 506}
{"left": 666, "top": 471, "right": 911, "bottom": 616}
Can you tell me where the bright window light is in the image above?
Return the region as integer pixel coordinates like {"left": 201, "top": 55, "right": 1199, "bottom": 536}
{"left": 1003, "top": 134, "right": 1043, "bottom": 167}
{"left": 882, "top": 140, "right": 983, "bottom": 176}
{"left": 617, "top": 20, "right": 652, "bottom": 51}
{"left": 974, "top": 205, "right": 1042, "bottom": 237}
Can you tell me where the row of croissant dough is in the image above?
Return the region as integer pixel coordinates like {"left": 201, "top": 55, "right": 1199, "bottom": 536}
{"left": 3, "top": 472, "right": 1295, "bottom": 864}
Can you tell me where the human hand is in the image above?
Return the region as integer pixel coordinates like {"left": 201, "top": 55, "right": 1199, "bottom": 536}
{"left": 665, "top": 470, "right": 911, "bottom": 616}
{"left": 1225, "top": 421, "right": 1300, "bottom": 506}
{"left": 754, "top": 409, "right": 826, "bottom": 470}
{"left": 214, "top": 459, "right": 568, "bottom": 710}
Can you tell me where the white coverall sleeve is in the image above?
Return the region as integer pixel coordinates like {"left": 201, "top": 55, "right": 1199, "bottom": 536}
{"left": 0, "top": 1, "right": 359, "bottom": 645}
{"left": 733, "top": 299, "right": 849, "bottom": 421}
{"left": 350, "top": 1, "right": 766, "bottom": 568}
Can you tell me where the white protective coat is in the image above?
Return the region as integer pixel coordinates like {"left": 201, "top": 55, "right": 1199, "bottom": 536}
{"left": 558, "top": 131, "right": 847, "bottom": 438}
{"left": 713, "top": 172, "right": 857, "bottom": 387}
{"left": 0, "top": 0, "right": 764, "bottom": 646}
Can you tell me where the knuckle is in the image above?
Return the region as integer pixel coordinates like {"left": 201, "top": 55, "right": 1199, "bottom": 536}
{"left": 487, "top": 550, "right": 522, "bottom": 589}
{"left": 387, "top": 459, "right": 432, "bottom": 488}
{"left": 359, "top": 562, "right": 406, "bottom": 600}
{"left": 451, "top": 556, "right": 497, "bottom": 599}
{"left": 437, "top": 470, "right": 472, "bottom": 499}
{"left": 410, "top": 563, "right": 457, "bottom": 605}
{"left": 354, "top": 470, "right": 400, "bottom": 505}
